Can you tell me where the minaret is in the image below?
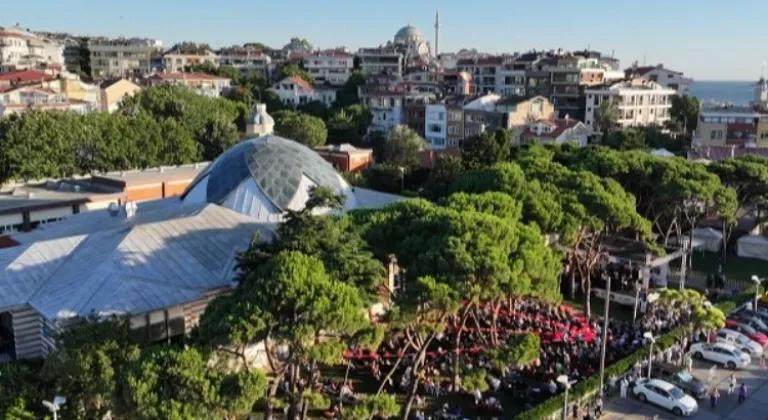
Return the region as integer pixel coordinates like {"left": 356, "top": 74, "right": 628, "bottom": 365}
{"left": 434, "top": 10, "right": 440, "bottom": 59}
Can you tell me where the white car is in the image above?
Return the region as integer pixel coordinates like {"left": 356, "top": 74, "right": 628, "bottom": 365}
{"left": 716, "top": 328, "right": 764, "bottom": 356}
{"left": 690, "top": 342, "right": 751, "bottom": 369}
{"left": 633, "top": 378, "right": 698, "bottom": 417}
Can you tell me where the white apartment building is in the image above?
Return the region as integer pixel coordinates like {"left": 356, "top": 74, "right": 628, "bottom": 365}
{"left": 456, "top": 56, "right": 504, "bottom": 94}
{"left": 148, "top": 73, "right": 231, "bottom": 98}
{"left": 302, "top": 51, "right": 353, "bottom": 86}
{"left": 584, "top": 79, "right": 675, "bottom": 131}
{"left": 0, "top": 85, "right": 90, "bottom": 117}
{"left": 0, "top": 26, "right": 64, "bottom": 72}
{"left": 626, "top": 64, "right": 693, "bottom": 96}
{"left": 162, "top": 44, "right": 218, "bottom": 73}
{"left": 88, "top": 37, "right": 161, "bottom": 79}
{"left": 358, "top": 83, "right": 410, "bottom": 133}
{"left": 498, "top": 56, "right": 526, "bottom": 97}
{"left": 358, "top": 47, "right": 403, "bottom": 77}
{"left": 269, "top": 76, "right": 336, "bottom": 107}
{"left": 218, "top": 46, "right": 272, "bottom": 76}
{"left": 425, "top": 104, "right": 448, "bottom": 149}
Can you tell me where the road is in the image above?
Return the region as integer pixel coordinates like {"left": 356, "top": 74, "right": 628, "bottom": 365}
{"left": 603, "top": 356, "right": 768, "bottom": 420}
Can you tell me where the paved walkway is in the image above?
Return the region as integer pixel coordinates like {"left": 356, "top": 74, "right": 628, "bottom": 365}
{"left": 603, "top": 357, "right": 768, "bottom": 420}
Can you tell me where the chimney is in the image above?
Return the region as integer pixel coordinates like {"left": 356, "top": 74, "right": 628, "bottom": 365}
{"left": 124, "top": 201, "right": 137, "bottom": 219}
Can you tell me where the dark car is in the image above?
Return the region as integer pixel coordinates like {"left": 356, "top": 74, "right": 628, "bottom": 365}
{"left": 650, "top": 363, "right": 707, "bottom": 400}
{"left": 731, "top": 313, "right": 768, "bottom": 334}
{"left": 737, "top": 309, "right": 768, "bottom": 324}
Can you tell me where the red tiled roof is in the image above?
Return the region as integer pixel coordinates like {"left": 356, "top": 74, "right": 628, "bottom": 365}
{"left": 151, "top": 72, "right": 228, "bottom": 81}
{"left": 286, "top": 76, "right": 314, "bottom": 91}
{"left": 0, "top": 31, "right": 24, "bottom": 38}
{"left": 0, "top": 70, "right": 56, "bottom": 83}
{"left": 689, "top": 146, "right": 768, "bottom": 162}
{"left": 418, "top": 148, "right": 462, "bottom": 169}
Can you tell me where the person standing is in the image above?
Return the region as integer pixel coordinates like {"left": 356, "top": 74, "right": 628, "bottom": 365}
{"left": 728, "top": 374, "right": 737, "bottom": 395}
{"left": 620, "top": 377, "right": 628, "bottom": 398}
{"left": 760, "top": 352, "right": 767, "bottom": 370}
{"left": 710, "top": 388, "right": 720, "bottom": 409}
{"left": 594, "top": 396, "right": 603, "bottom": 418}
{"left": 738, "top": 383, "right": 747, "bottom": 404}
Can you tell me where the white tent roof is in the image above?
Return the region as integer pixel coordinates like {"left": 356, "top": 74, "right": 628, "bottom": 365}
{"left": 738, "top": 235, "right": 768, "bottom": 245}
{"left": 651, "top": 148, "right": 676, "bottom": 157}
{"left": 694, "top": 227, "right": 723, "bottom": 239}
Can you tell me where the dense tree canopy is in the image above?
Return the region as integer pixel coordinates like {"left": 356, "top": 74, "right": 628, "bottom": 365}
{"left": 708, "top": 156, "right": 768, "bottom": 222}
{"left": 382, "top": 125, "right": 428, "bottom": 169}
{"left": 670, "top": 95, "right": 700, "bottom": 134}
{"left": 461, "top": 129, "right": 512, "bottom": 170}
{"left": 273, "top": 110, "right": 328, "bottom": 148}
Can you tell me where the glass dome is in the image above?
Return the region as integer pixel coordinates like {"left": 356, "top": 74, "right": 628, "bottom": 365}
{"left": 182, "top": 135, "right": 355, "bottom": 220}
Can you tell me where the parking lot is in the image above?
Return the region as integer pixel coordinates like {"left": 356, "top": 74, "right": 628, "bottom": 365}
{"left": 604, "top": 356, "right": 768, "bottom": 419}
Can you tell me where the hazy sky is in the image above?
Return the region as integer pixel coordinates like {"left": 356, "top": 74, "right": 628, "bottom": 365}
{"left": 4, "top": 0, "right": 767, "bottom": 80}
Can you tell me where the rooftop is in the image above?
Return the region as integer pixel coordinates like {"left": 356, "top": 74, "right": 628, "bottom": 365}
{"left": 150, "top": 72, "right": 230, "bottom": 82}
{"left": 0, "top": 70, "right": 56, "bottom": 84}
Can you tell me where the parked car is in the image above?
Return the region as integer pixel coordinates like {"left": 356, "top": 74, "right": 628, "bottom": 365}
{"left": 736, "top": 309, "right": 768, "bottom": 325}
{"left": 690, "top": 342, "right": 751, "bottom": 369}
{"left": 729, "top": 314, "right": 768, "bottom": 335}
{"left": 716, "top": 328, "right": 764, "bottom": 356}
{"left": 725, "top": 320, "right": 768, "bottom": 346}
{"left": 633, "top": 378, "right": 698, "bottom": 417}
{"left": 650, "top": 363, "right": 707, "bottom": 399}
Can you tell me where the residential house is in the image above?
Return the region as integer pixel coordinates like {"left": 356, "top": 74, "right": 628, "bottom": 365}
{"left": 425, "top": 104, "right": 448, "bottom": 149}
{"left": 162, "top": 43, "right": 218, "bottom": 73}
{"left": 441, "top": 71, "right": 474, "bottom": 96}
{"left": 100, "top": 78, "right": 142, "bottom": 113}
{"left": 358, "top": 82, "right": 434, "bottom": 133}
{"left": 314, "top": 144, "right": 373, "bottom": 172}
{"left": 217, "top": 46, "right": 272, "bottom": 76}
{"left": 269, "top": 76, "right": 336, "bottom": 107}
{"left": 694, "top": 105, "right": 766, "bottom": 148}
{"left": 0, "top": 25, "right": 64, "bottom": 72}
{"left": 625, "top": 63, "right": 693, "bottom": 96}
{"left": 88, "top": 37, "right": 161, "bottom": 79}
{"left": 456, "top": 56, "right": 504, "bottom": 94}
{"left": 0, "top": 69, "right": 57, "bottom": 88}
{"left": 302, "top": 50, "right": 353, "bottom": 85}
{"left": 58, "top": 78, "right": 101, "bottom": 109}
{"left": 494, "top": 95, "right": 556, "bottom": 126}
{"left": 584, "top": 79, "right": 675, "bottom": 132}
{"left": 0, "top": 85, "right": 90, "bottom": 117}
{"left": 520, "top": 118, "right": 591, "bottom": 147}
{"left": 148, "top": 72, "right": 231, "bottom": 98}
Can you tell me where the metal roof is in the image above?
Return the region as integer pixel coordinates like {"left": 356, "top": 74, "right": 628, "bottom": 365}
{"left": 0, "top": 203, "right": 273, "bottom": 321}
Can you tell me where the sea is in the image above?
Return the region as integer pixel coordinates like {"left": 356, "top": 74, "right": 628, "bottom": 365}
{"left": 691, "top": 80, "right": 757, "bottom": 106}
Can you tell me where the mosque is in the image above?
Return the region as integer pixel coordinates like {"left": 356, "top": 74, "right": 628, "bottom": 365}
{"left": 0, "top": 135, "right": 401, "bottom": 360}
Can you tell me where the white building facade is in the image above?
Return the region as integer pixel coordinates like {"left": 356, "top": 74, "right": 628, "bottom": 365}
{"left": 88, "top": 37, "right": 161, "bottom": 78}
{"left": 425, "top": 104, "right": 448, "bottom": 149}
{"left": 302, "top": 51, "right": 353, "bottom": 86}
{"left": 584, "top": 80, "right": 675, "bottom": 131}
{"left": 626, "top": 64, "right": 693, "bottom": 96}
{"left": 270, "top": 76, "right": 336, "bottom": 107}
{"left": 162, "top": 48, "right": 218, "bottom": 73}
{"left": 148, "top": 73, "right": 231, "bottom": 98}
{"left": 218, "top": 46, "right": 272, "bottom": 76}
{"left": 0, "top": 26, "right": 64, "bottom": 72}
{"left": 358, "top": 47, "right": 403, "bottom": 76}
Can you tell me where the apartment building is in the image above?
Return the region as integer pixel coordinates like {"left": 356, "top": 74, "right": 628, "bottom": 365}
{"left": 162, "top": 43, "right": 218, "bottom": 73}
{"left": 148, "top": 72, "right": 231, "bottom": 98}
{"left": 498, "top": 56, "right": 526, "bottom": 97}
{"left": 88, "top": 37, "right": 161, "bottom": 79}
{"left": 100, "top": 78, "right": 142, "bottom": 113}
{"left": 302, "top": 51, "right": 353, "bottom": 85}
{"left": 520, "top": 118, "right": 591, "bottom": 147}
{"left": 441, "top": 71, "right": 474, "bottom": 96}
{"left": 694, "top": 105, "right": 767, "bottom": 148}
{"left": 456, "top": 56, "right": 504, "bottom": 94}
{"left": 584, "top": 79, "right": 675, "bottom": 131}
{"left": 358, "top": 47, "right": 404, "bottom": 77}
{"left": 269, "top": 76, "right": 336, "bottom": 107}
{"left": 358, "top": 82, "right": 435, "bottom": 133}
{"left": 0, "top": 26, "right": 64, "bottom": 72}
{"left": 218, "top": 46, "right": 272, "bottom": 76}
{"left": 625, "top": 63, "right": 693, "bottom": 96}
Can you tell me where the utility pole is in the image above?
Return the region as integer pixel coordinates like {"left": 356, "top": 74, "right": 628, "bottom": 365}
{"left": 599, "top": 271, "right": 611, "bottom": 397}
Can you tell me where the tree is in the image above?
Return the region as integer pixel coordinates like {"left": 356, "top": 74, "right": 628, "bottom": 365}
{"left": 273, "top": 110, "right": 328, "bottom": 148}
{"left": 118, "top": 346, "right": 267, "bottom": 420}
{"left": 594, "top": 99, "right": 620, "bottom": 135}
{"left": 226, "top": 85, "right": 254, "bottom": 105}
{"left": 602, "top": 127, "right": 646, "bottom": 150}
{"left": 343, "top": 394, "right": 399, "bottom": 420}
{"left": 297, "top": 100, "right": 330, "bottom": 120}
{"left": 670, "top": 95, "right": 700, "bottom": 134}
{"left": 3, "top": 399, "right": 36, "bottom": 420}
{"left": 327, "top": 105, "right": 372, "bottom": 145}
{"left": 462, "top": 129, "right": 511, "bottom": 169}
{"left": 423, "top": 155, "right": 464, "bottom": 200}
{"left": 382, "top": 125, "right": 427, "bottom": 169}
{"left": 198, "top": 116, "right": 240, "bottom": 160}
{"left": 334, "top": 70, "right": 366, "bottom": 108}
{"left": 278, "top": 62, "right": 314, "bottom": 84}
{"left": 709, "top": 156, "right": 768, "bottom": 225}
{"left": 41, "top": 316, "right": 140, "bottom": 420}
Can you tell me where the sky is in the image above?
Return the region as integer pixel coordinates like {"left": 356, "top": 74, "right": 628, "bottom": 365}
{"left": 4, "top": 0, "right": 767, "bottom": 81}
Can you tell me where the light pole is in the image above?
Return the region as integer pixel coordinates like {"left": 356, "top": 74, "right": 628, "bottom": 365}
{"left": 557, "top": 374, "right": 574, "bottom": 420}
{"left": 42, "top": 396, "right": 66, "bottom": 420}
{"left": 598, "top": 267, "right": 612, "bottom": 397}
{"left": 644, "top": 332, "right": 656, "bottom": 379}
{"left": 751, "top": 275, "right": 764, "bottom": 311}
{"left": 633, "top": 281, "right": 642, "bottom": 324}
{"left": 398, "top": 166, "right": 405, "bottom": 193}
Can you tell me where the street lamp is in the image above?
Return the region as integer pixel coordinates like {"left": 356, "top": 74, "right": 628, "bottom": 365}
{"left": 751, "top": 275, "right": 764, "bottom": 311}
{"left": 398, "top": 166, "right": 405, "bottom": 193}
{"left": 644, "top": 332, "right": 656, "bottom": 379}
{"left": 42, "top": 396, "right": 66, "bottom": 420}
{"left": 598, "top": 259, "right": 612, "bottom": 398}
{"left": 557, "top": 374, "right": 575, "bottom": 420}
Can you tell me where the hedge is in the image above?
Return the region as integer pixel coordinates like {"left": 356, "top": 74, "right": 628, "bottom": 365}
{"left": 513, "top": 287, "right": 757, "bottom": 420}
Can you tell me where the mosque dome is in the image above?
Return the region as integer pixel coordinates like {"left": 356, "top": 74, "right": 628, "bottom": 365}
{"left": 394, "top": 25, "right": 424, "bottom": 44}
{"left": 182, "top": 135, "right": 356, "bottom": 221}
